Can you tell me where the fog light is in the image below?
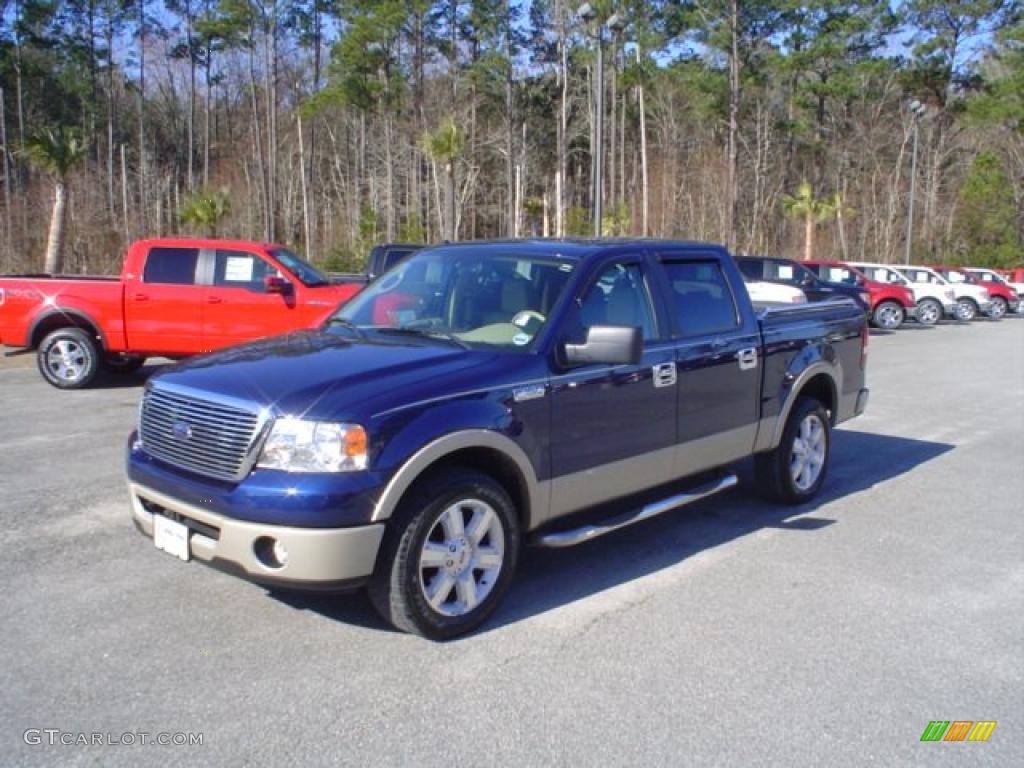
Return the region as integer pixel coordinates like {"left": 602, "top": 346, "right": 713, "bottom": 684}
{"left": 254, "top": 536, "right": 289, "bottom": 569}
{"left": 272, "top": 540, "right": 289, "bottom": 566}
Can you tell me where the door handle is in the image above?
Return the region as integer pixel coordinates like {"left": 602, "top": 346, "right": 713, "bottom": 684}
{"left": 207, "top": 296, "right": 223, "bottom": 304}
{"left": 133, "top": 293, "right": 148, "bottom": 301}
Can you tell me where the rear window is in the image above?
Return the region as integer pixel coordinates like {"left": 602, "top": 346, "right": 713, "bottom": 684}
{"left": 663, "top": 261, "right": 739, "bottom": 336}
{"left": 143, "top": 248, "right": 199, "bottom": 285}
{"left": 736, "top": 259, "right": 764, "bottom": 281}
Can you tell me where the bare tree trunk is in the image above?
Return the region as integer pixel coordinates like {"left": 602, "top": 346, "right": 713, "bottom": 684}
{"left": 804, "top": 213, "right": 814, "bottom": 262}
{"left": 44, "top": 180, "right": 68, "bottom": 274}
{"left": 297, "top": 111, "right": 312, "bottom": 255}
{"left": 726, "top": 0, "right": 740, "bottom": 251}
{"left": 137, "top": 0, "right": 147, "bottom": 232}
{"left": 505, "top": 1, "right": 515, "bottom": 237}
{"left": 637, "top": 48, "right": 649, "bottom": 236}
{"left": 0, "top": 88, "right": 11, "bottom": 256}
{"left": 120, "top": 144, "right": 130, "bottom": 239}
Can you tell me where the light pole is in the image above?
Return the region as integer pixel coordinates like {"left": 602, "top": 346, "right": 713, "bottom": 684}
{"left": 904, "top": 99, "right": 927, "bottom": 265}
{"left": 578, "top": 4, "right": 626, "bottom": 237}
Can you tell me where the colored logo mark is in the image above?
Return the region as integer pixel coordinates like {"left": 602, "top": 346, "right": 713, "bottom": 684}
{"left": 920, "top": 721, "right": 997, "bottom": 742}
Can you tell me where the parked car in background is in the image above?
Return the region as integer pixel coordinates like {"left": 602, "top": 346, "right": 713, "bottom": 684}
{"left": 743, "top": 279, "right": 807, "bottom": 307}
{"left": 329, "top": 243, "right": 425, "bottom": 286}
{"left": 850, "top": 262, "right": 957, "bottom": 326}
{"left": 736, "top": 255, "right": 870, "bottom": 312}
{"left": 804, "top": 260, "right": 916, "bottom": 330}
{"left": 126, "top": 239, "right": 869, "bottom": 639}
{"left": 969, "top": 268, "right": 1024, "bottom": 313}
{"left": 896, "top": 265, "right": 991, "bottom": 321}
{"left": 997, "top": 267, "right": 1024, "bottom": 289}
{"left": 930, "top": 266, "right": 1016, "bottom": 320}
{"left": 0, "top": 239, "right": 362, "bottom": 389}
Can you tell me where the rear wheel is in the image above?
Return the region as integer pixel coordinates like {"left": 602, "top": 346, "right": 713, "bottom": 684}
{"left": 755, "top": 397, "right": 831, "bottom": 505}
{"left": 957, "top": 298, "right": 978, "bottom": 321}
{"left": 987, "top": 297, "right": 1007, "bottom": 320}
{"left": 916, "top": 298, "right": 942, "bottom": 326}
{"left": 872, "top": 301, "right": 904, "bottom": 330}
{"left": 369, "top": 467, "right": 520, "bottom": 640}
{"left": 36, "top": 327, "right": 101, "bottom": 389}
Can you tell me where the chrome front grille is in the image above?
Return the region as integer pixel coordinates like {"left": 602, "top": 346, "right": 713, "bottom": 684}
{"left": 140, "top": 386, "right": 261, "bottom": 482}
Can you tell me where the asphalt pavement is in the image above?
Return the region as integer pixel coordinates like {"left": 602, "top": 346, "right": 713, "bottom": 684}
{"left": 1, "top": 316, "right": 1021, "bottom": 767}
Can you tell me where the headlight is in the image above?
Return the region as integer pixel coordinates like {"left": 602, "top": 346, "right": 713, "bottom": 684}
{"left": 257, "top": 419, "right": 368, "bottom": 472}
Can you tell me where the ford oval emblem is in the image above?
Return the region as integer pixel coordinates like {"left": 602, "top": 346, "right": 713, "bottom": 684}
{"left": 172, "top": 421, "right": 193, "bottom": 441}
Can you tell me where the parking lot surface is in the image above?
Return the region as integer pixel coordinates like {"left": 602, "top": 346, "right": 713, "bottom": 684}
{"left": 2, "top": 318, "right": 1022, "bottom": 767}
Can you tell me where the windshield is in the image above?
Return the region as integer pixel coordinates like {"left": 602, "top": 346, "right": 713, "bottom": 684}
{"left": 329, "top": 247, "right": 578, "bottom": 350}
{"left": 269, "top": 248, "right": 330, "bottom": 287}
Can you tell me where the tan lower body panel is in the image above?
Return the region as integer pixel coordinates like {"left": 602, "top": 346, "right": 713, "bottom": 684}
{"left": 129, "top": 482, "right": 384, "bottom": 584}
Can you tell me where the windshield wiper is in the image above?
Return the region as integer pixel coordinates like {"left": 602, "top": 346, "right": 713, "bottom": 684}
{"left": 325, "top": 317, "right": 368, "bottom": 339}
{"left": 375, "top": 326, "right": 471, "bottom": 350}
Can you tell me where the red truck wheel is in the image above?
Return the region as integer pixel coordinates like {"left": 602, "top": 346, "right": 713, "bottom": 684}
{"left": 36, "top": 328, "right": 101, "bottom": 389}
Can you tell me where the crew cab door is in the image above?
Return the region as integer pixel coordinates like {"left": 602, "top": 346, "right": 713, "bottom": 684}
{"left": 654, "top": 251, "right": 761, "bottom": 476}
{"left": 547, "top": 256, "right": 677, "bottom": 517}
{"left": 123, "top": 246, "right": 204, "bottom": 354}
{"left": 201, "top": 248, "right": 302, "bottom": 351}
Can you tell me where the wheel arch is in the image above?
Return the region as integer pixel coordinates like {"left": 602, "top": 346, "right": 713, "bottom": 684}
{"left": 764, "top": 364, "right": 839, "bottom": 451}
{"left": 28, "top": 309, "right": 107, "bottom": 351}
{"left": 371, "top": 430, "right": 544, "bottom": 532}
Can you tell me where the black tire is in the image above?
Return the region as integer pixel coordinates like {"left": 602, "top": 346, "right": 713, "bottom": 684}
{"left": 368, "top": 466, "right": 521, "bottom": 640}
{"left": 102, "top": 353, "right": 146, "bottom": 374}
{"left": 987, "top": 297, "right": 1007, "bottom": 320}
{"left": 916, "top": 298, "right": 942, "bottom": 326}
{"left": 957, "top": 298, "right": 978, "bottom": 321}
{"left": 36, "top": 327, "right": 101, "bottom": 389}
{"left": 755, "top": 397, "right": 831, "bottom": 505}
{"left": 871, "top": 300, "right": 904, "bottom": 330}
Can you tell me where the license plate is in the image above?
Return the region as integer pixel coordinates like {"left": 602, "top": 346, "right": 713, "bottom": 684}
{"left": 154, "top": 515, "right": 190, "bottom": 562}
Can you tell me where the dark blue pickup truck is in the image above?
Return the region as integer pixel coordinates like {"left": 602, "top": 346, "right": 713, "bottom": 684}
{"left": 127, "top": 240, "right": 869, "bottom": 639}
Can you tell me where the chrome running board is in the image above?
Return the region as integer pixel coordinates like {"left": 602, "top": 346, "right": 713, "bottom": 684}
{"left": 534, "top": 473, "right": 738, "bottom": 548}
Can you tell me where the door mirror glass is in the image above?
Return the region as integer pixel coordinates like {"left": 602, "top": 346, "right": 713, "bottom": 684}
{"left": 563, "top": 325, "right": 642, "bottom": 366}
{"left": 264, "top": 275, "right": 293, "bottom": 294}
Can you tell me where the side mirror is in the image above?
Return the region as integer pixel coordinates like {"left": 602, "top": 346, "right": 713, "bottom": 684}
{"left": 264, "top": 275, "right": 293, "bottom": 294}
{"left": 563, "top": 325, "right": 642, "bottom": 366}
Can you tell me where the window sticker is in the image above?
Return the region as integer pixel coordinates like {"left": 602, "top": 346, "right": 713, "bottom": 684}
{"left": 225, "top": 256, "right": 255, "bottom": 282}
{"left": 512, "top": 332, "right": 531, "bottom": 346}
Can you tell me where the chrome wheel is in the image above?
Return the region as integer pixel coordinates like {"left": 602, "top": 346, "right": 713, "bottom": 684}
{"left": 957, "top": 299, "right": 977, "bottom": 321}
{"left": 790, "top": 413, "right": 826, "bottom": 492}
{"left": 988, "top": 298, "right": 1007, "bottom": 320}
{"left": 418, "top": 499, "right": 505, "bottom": 618}
{"left": 874, "top": 302, "right": 903, "bottom": 329}
{"left": 45, "top": 339, "right": 88, "bottom": 382}
{"left": 917, "top": 299, "right": 941, "bottom": 325}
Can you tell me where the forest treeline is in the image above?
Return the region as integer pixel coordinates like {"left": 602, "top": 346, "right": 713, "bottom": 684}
{"left": 0, "top": 0, "right": 1021, "bottom": 275}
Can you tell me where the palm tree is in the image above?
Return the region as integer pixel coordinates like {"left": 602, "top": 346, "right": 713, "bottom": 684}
{"left": 23, "top": 127, "right": 86, "bottom": 274}
{"left": 422, "top": 118, "right": 465, "bottom": 241}
{"left": 180, "top": 188, "right": 232, "bottom": 236}
{"left": 782, "top": 182, "right": 839, "bottom": 262}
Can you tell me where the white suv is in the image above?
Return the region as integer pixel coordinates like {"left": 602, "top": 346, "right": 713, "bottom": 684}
{"left": 851, "top": 262, "right": 957, "bottom": 326}
{"left": 895, "top": 266, "right": 992, "bottom": 321}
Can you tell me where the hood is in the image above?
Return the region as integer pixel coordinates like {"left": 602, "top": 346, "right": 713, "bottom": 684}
{"left": 148, "top": 329, "right": 517, "bottom": 422}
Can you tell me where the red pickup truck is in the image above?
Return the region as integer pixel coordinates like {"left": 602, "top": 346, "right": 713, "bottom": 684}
{"left": 0, "top": 238, "right": 361, "bottom": 388}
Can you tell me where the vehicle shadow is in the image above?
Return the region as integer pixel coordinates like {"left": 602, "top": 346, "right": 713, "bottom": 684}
{"left": 270, "top": 429, "right": 954, "bottom": 637}
{"left": 96, "top": 361, "right": 171, "bottom": 389}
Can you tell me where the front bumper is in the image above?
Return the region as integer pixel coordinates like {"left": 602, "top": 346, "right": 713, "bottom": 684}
{"left": 902, "top": 305, "right": 918, "bottom": 319}
{"left": 979, "top": 300, "right": 994, "bottom": 314}
{"left": 130, "top": 482, "right": 384, "bottom": 589}
{"left": 942, "top": 301, "right": 960, "bottom": 318}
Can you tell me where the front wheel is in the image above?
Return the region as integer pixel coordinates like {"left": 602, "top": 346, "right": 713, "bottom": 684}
{"left": 916, "top": 298, "right": 942, "bottom": 326}
{"left": 872, "top": 301, "right": 904, "bottom": 330}
{"left": 957, "top": 298, "right": 978, "bottom": 321}
{"left": 36, "top": 327, "right": 101, "bottom": 389}
{"left": 755, "top": 397, "right": 832, "bottom": 505}
{"left": 987, "top": 297, "right": 1007, "bottom": 320}
{"left": 369, "top": 467, "right": 520, "bottom": 640}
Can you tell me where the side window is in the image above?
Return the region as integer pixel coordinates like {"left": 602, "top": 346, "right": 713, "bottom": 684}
{"left": 142, "top": 247, "right": 199, "bottom": 285}
{"left": 213, "top": 250, "right": 277, "bottom": 290}
{"left": 736, "top": 259, "right": 763, "bottom": 281}
{"left": 766, "top": 261, "right": 797, "bottom": 284}
{"left": 662, "top": 260, "right": 740, "bottom": 337}
{"left": 576, "top": 262, "right": 657, "bottom": 341}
